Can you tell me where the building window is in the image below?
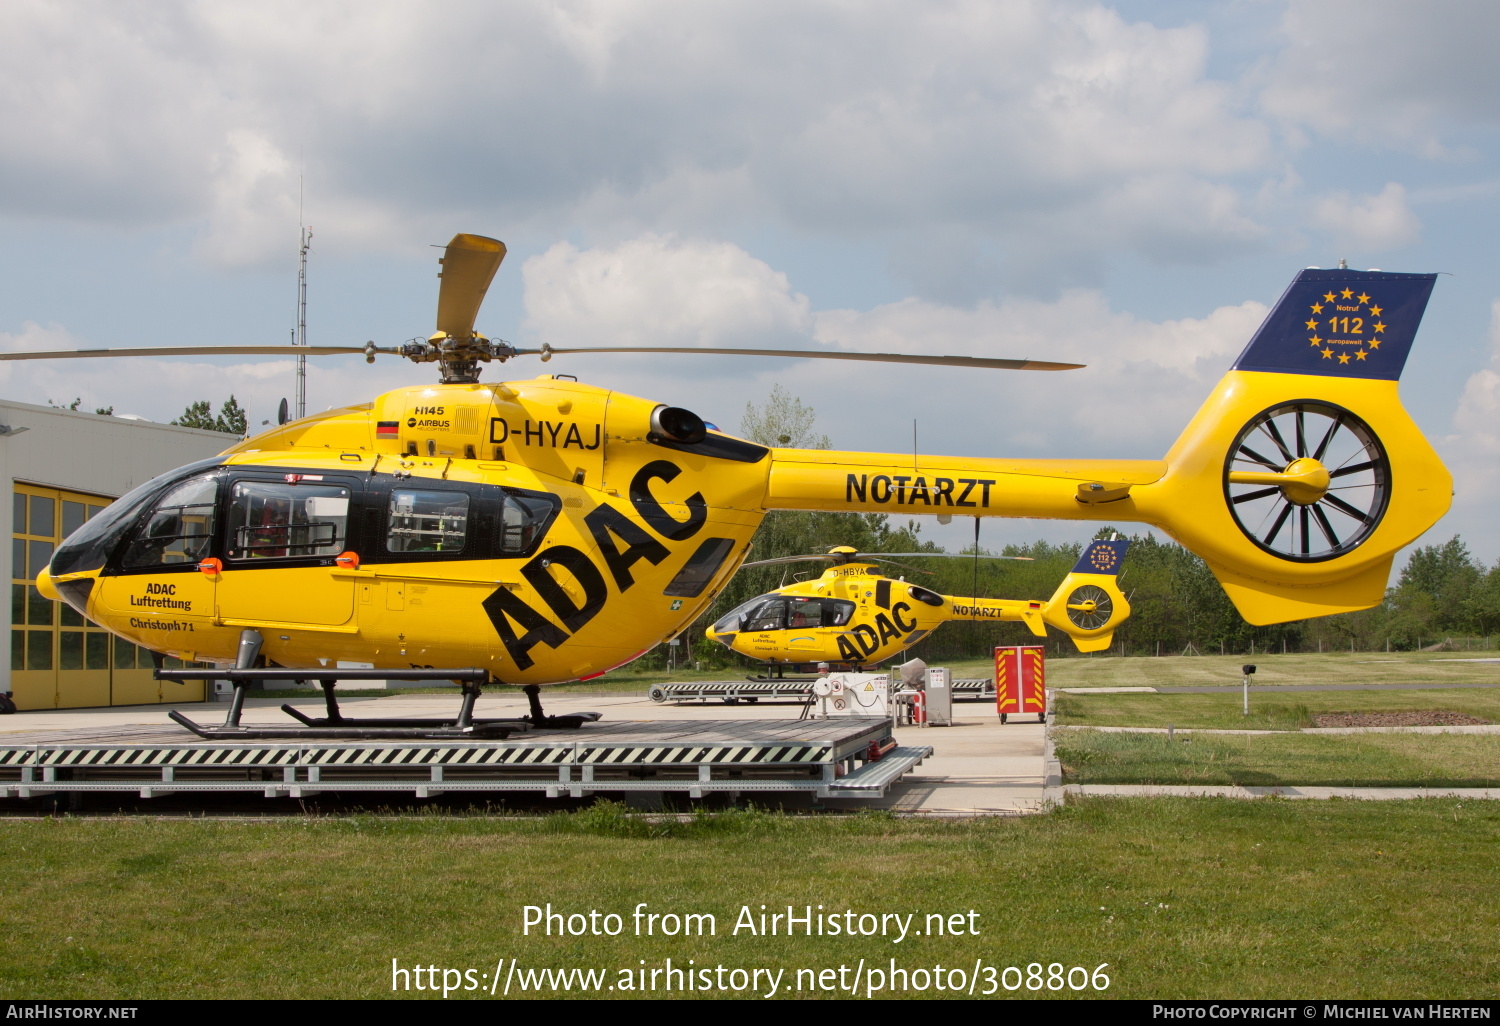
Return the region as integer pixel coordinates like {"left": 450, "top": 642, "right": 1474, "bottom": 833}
{"left": 12, "top": 484, "right": 114, "bottom": 695}
{"left": 11, "top": 484, "right": 210, "bottom": 710}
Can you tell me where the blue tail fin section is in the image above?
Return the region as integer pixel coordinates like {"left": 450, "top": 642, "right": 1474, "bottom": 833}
{"left": 1232, "top": 269, "right": 1437, "bottom": 381}
{"left": 1072, "top": 539, "right": 1129, "bottom": 575}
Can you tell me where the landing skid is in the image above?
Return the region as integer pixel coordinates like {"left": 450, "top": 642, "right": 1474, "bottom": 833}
{"left": 157, "top": 667, "right": 601, "bottom": 740}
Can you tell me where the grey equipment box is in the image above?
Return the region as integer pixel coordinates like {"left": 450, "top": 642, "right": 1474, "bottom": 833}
{"left": 925, "top": 667, "right": 953, "bottom": 727}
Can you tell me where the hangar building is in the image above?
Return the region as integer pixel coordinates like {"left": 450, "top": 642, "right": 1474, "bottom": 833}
{"left": 1, "top": 400, "right": 230, "bottom": 710}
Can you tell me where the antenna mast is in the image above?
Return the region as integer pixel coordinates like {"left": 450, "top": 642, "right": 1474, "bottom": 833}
{"left": 295, "top": 180, "right": 311, "bottom": 419}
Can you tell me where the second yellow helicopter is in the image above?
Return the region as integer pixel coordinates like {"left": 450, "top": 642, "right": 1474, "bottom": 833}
{"left": 707, "top": 539, "right": 1131, "bottom": 670}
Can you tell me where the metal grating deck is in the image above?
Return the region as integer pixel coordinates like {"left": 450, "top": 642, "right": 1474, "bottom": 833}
{"left": 649, "top": 679, "right": 995, "bottom": 703}
{"left": 0, "top": 717, "right": 930, "bottom": 801}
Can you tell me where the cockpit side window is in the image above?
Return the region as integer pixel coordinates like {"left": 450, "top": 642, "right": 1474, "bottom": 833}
{"left": 712, "top": 594, "right": 762, "bottom": 634}
{"left": 712, "top": 593, "right": 856, "bottom": 634}
{"left": 498, "top": 490, "right": 559, "bottom": 557}
{"left": 55, "top": 457, "right": 224, "bottom": 576}
{"left": 121, "top": 474, "right": 220, "bottom": 569}
{"left": 226, "top": 481, "right": 350, "bottom": 561}
{"left": 743, "top": 598, "right": 788, "bottom": 632}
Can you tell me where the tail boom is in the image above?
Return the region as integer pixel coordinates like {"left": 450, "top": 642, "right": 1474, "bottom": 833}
{"left": 763, "top": 450, "right": 1166, "bottom": 521}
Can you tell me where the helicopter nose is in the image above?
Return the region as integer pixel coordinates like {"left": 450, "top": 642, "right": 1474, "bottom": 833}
{"left": 36, "top": 566, "right": 60, "bottom": 602}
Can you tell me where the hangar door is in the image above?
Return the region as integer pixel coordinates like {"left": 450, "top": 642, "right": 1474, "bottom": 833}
{"left": 10, "top": 484, "right": 205, "bottom": 710}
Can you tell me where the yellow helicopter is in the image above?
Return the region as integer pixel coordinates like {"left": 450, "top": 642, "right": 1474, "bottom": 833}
{"left": 707, "top": 539, "right": 1130, "bottom": 671}
{"left": 22, "top": 234, "right": 1448, "bottom": 735}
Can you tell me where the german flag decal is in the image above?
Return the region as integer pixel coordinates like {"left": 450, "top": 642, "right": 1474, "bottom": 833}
{"left": 376, "top": 421, "right": 400, "bottom": 438}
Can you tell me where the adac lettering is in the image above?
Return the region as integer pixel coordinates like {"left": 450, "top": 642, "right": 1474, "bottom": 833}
{"left": 488, "top": 417, "right": 602, "bottom": 450}
{"left": 481, "top": 460, "right": 712, "bottom": 671}
{"left": 844, "top": 474, "right": 995, "bottom": 508}
{"left": 834, "top": 601, "right": 919, "bottom": 660}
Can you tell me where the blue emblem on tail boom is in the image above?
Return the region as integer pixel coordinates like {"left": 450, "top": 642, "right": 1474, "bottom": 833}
{"left": 1232, "top": 269, "right": 1437, "bottom": 381}
{"left": 1072, "top": 539, "right": 1129, "bottom": 575}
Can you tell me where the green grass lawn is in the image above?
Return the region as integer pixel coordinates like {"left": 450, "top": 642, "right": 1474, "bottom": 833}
{"left": 1044, "top": 650, "right": 1500, "bottom": 689}
{"left": 1, "top": 799, "right": 1496, "bottom": 1000}
{"left": 1054, "top": 688, "right": 1500, "bottom": 731}
{"left": 1057, "top": 729, "right": 1500, "bottom": 788}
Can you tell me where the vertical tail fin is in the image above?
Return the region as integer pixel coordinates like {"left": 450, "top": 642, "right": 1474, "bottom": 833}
{"left": 1042, "top": 539, "right": 1131, "bottom": 653}
{"left": 1129, "top": 268, "right": 1450, "bottom": 624}
{"left": 1232, "top": 270, "right": 1436, "bottom": 380}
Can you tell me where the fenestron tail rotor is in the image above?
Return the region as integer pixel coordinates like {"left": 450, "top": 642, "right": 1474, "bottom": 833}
{"left": 1065, "top": 584, "right": 1113, "bottom": 630}
{"left": 1223, "top": 401, "right": 1389, "bottom": 563}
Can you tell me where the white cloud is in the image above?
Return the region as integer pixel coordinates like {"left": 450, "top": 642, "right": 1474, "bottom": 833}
{"left": 522, "top": 235, "right": 812, "bottom": 351}
{"left": 1261, "top": 0, "right": 1500, "bottom": 150}
{"left": 810, "top": 290, "right": 1266, "bottom": 456}
{"left": 1312, "top": 183, "right": 1421, "bottom": 253}
{"left": 0, "top": 0, "right": 1277, "bottom": 279}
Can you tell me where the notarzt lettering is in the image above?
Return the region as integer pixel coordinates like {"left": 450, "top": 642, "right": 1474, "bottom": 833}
{"left": 845, "top": 474, "right": 994, "bottom": 507}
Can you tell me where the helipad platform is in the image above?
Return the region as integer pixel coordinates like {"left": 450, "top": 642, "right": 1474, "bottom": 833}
{"left": 0, "top": 716, "right": 930, "bottom": 801}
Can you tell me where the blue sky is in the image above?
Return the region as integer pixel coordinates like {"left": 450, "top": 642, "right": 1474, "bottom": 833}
{"left": 2, "top": 0, "right": 1498, "bottom": 561}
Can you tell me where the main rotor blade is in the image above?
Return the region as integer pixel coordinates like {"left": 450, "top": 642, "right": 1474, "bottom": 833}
{"left": 862, "top": 552, "right": 1035, "bottom": 561}
{"left": 739, "top": 551, "right": 1036, "bottom": 570}
{"left": 0, "top": 345, "right": 401, "bottom": 361}
{"left": 740, "top": 555, "right": 838, "bottom": 568}
{"left": 435, "top": 234, "right": 505, "bottom": 339}
{"left": 538, "top": 344, "right": 1083, "bottom": 371}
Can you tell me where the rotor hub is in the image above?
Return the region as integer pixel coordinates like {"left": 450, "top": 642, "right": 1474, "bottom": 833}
{"left": 400, "top": 333, "right": 519, "bottom": 384}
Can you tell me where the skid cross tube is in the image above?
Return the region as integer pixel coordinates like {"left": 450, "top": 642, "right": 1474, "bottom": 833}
{"left": 154, "top": 667, "right": 547, "bottom": 740}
